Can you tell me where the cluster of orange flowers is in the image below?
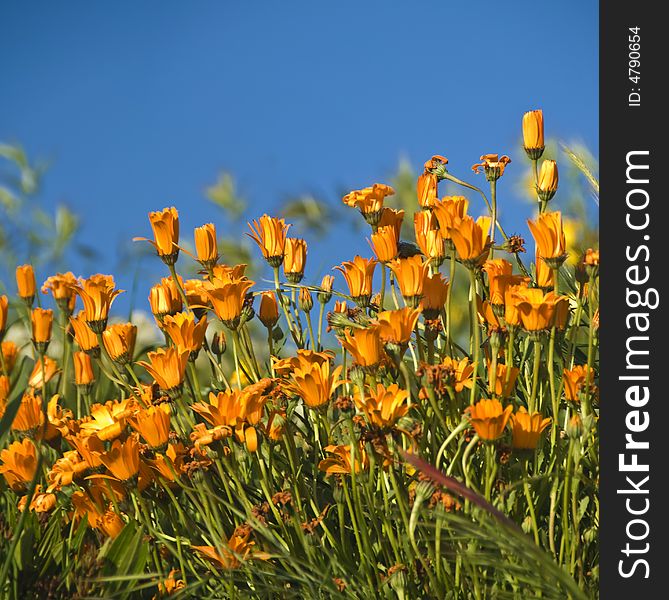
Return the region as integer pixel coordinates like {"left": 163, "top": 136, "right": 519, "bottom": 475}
{"left": 0, "top": 109, "right": 598, "bottom": 584}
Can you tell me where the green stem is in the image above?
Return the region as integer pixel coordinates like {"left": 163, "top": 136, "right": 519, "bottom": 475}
{"left": 468, "top": 269, "right": 480, "bottom": 406}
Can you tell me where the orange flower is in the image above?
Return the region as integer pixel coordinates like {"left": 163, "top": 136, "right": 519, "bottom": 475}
{"left": 335, "top": 256, "right": 376, "bottom": 307}
{"left": 28, "top": 356, "right": 59, "bottom": 389}
{"left": 46, "top": 450, "right": 89, "bottom": 491}
{"left": 150, "top": 278, "right": 183, "bottom": 320}
{"left": 511, "top": 407, "right": 551, "bottom": 450}
{"left": 31, "top": 307, "right": 53, "bottom": 349}
{"left": 247, "top": 215, "right": 290, "bottom": 267}
{"left": 341, "top": 326, "right": 385, "bottom": 368}
{"left": 70, "top": 274, "right": 124, "bottom": 333}
{"left": 342, "top": 183, "right": 395, "bottom": 225}
{"left": 483, "top": 259, "right": 528, "bottom": 307}
{"left": 477, "top": 297, "right": 502, "bottom": 332}
{"left": 273, "top": 349, "right": 334, "bottom": 377}
{"left": 203, "top": 277, "right": 255, "bottom": 329}
{"left": 416, "top": 172, "right": 438, "bottom": 208}
{"left": 432, "top": 196, "right": 469, "bottom": 241}
{"left": 41, "top": 271, "right": 78, "bottom": 312}
{"left": 146, "top": 206, "right": 180, "bottom": 261}
{"left": 319, "top": 443, "right": 368, "bottom": 475}
{"left": 16, "top": 265, "right": 36, "bottom": 303}
{"left": 466, "top": 398, "right": 513, "bottom": 441}
{"left": 318, "top": 274, "right": 335, "bottom": 303}
{"left": 522, "top": 110, "right": 544, "bottom": 159}
{"left": 70, "top": 311, "right": 100, "bottom": 353}
{"left": 96, "top": 434, "right": 141, "bottom": 480}
{"left": 421, "top": 273, "right": 449, "bottom": 318}
{"left": 537, "top": 159, "right": 559, "bottom": 203}
{"left": 11, "top": 392, "right": 43, "bottom": 433}
{"left": 102, "top": 323, "right": 137, "bottom": 363}
{"left": 527, "top": 211, "right": 567, "bottom": 268}
{"left": 129, "top": 404, "right": 171, "bottom": 448}
{"left": 1, "top": 341, "right": 17, "bottom": 374}
{"left": 193, "top": 529, "right": 266, "bottom": 570}
{"left": 487, "top": 362, "right": 519, "bottom": 398}
{"left": 562, "top": 365, "right": 594, "bottom": 402}
{"left": 355, "top": 383, "right": 409, "bottom": 429}
{"left": 0, "top": 438, "right": 38, "bottom": 492}
{"left": 79, "top": 398, "right": 135, "bottom": 441}
{"left": 448, "top": 216, "right": 491, "bottom": 268}
{"left": 194, "top": 223, "right": 218, "bottom": 267}
{"left": 283, "top": 238, "right": 308, "bottom": 283}
{"left": 377, "top": 208, "right": 405, "bottom": 240}
{"left": 258, "top": 291, "right": 279, "bottom": 328}
{"left": 535, "top": 249, "right": 553, "bottom": 289}
{"left": 510, "top": 287, "right": 567, "bottom": 332}
{"left": 163, "top": 312, "right": 208, "bottom": 356}
{"left": 369, "top": 225, "right": 399, "bottom": 263}
{"left": 285, "top": 361, "right": 345, "bottom": 409}
{"left": 414, "top": 211, "right": 445, "bottom": 262}
{"left": 377, "top": 307, "right": 421, "bottom": 346}
{"left": 0, "top": 375, "right": 8, "bottom": 406}
{"left": 73, "top": 351, "right": 95, "bottom": 387}
{"left": 157, "top": 570, "right": 186, "bottom": 596}
{"left": 18, "top": 485, "right": 57, "bottom": 513}
{"left": 441, "top": 356, "right": 475, "bottom": 392}
{"left": 0, "top": 295, "right": 8, "bottom": 337}
{"left": 299, "top": 287, "right": 313, "bottom": 312}
{"left": 388, "top": 255, "right": 430, "bottom": 306}
{"left": 471, "top": 154, "right": 512, "bottom": 181}
{"left": 137, "top": 347, "right": 189, "bottom": 397}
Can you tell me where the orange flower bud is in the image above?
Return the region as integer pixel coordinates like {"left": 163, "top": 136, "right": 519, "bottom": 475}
{"left": 284, "top": 238, "right": 307, "bottom": 283}
{"left": 148, "top": 207, "right": 180, "bottom": 262}
{"left": 537, "top": 159, "right": 558, "bottom": 203}
{"left": 31, "top": 307, "right": 53, "bottom": 348}
{"left": 16, "top": 265, "right": 36, "bottom": 305}
{"left": 73, "top": 351, "right": 95, "bottom": 387}
{"left": 522, "top": 110, "right": 545, "bottom": 159}
{"left": 194, "top": 223, "right": 218, "bottom": 267}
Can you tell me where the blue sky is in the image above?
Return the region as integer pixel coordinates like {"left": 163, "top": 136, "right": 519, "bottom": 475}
{"left": 1, "top": 1, "right": 598, "bottom": 310}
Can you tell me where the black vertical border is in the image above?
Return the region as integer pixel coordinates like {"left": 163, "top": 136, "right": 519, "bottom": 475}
{"left": 600, "top": 2, "right": 664, "bottom": 596}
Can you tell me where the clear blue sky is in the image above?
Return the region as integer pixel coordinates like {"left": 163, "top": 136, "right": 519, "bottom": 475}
{"left": 1, "top": 1, "right": 598, "bottom": 309}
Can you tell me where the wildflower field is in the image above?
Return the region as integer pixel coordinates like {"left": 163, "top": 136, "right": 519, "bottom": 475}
{"left": 0, "top": 111, "right": 599, "bottom": 599}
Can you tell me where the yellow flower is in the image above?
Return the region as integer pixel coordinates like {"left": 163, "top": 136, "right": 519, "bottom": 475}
{"left": 341, "top": 326, "right": 386, "bottom": 368}
{"left": 377, "top": 307, "right": 421, "bottom": 346}
{"left": 129, "top": 404, "right": 171, "bottom": 448}
{"left": 471, "top": 154, "right": 512, "bottom": 181}
{"left": 335, "top": 256, "right": 377, "bottom": 307}
{"left": 388, "top": 255, "right": 430, "bottom": 306}
{"left": 285, "top": 361, "right": 345, "bottom": 409}
{"left": 247, "top": 215, "right": 290, "bottom": 267}
{"left": 194, "top": 223, "right": 218, "bottom": 267}
{"left": 70, "top": 274, "right": 124, "bottom": 333}
{"left": 203, "top": 277, "right": 255, "bottom": 329}
{"left": 448, "top": 215, "right": 491, "bottom": 268}
{"left": 414, "top": 211, "right": 445, "bottom": 262}
{"left": 137, "top": 347, "right": 189, "bottom": 397}
{"left": 527, "top": 211, "right": 567, "bottom": 268}
{"left": 466, "top": 398, "right": 513, "bottom": 441}
{"left": 258, "top": 291, "right": 279, "bottom": 328}
{"left": 79, "top": 398, "right": 135, "bottom": 441}
{"left": 148, "top": 206, "right": 180, "bottom": 260}
{"left": 522, "top": 110, "right": 544, "bottom": 159}
{"left": 537, "top": 159, "right": 559, "bottom": 203}
{"left": 510, "top": 407, "right": 551, "bottom": 450}
{"left": 319, "top": 443, "right": 368, "bottom": 475}
{"left": 342, "top": 183, "right": 395, "bottom": 225}
{"left": 0, "top": 438, "right": 38, "bottom": 492}
{"left": 31, "top": 307, "right": 53, "bottom": 347}
{"left": 369, "top": 225, "right": 399, "bottom": 264}
{"left": 283, "top": 238, "right": 308, "bottom": 283}
{"left": 102, "top": 323, "right": 137, "bottom": 363}
{"left": 16, "top": 265, "right": 36, "bottom": 303}
{"left": 73, "top": 351, "right": 95, "bottom": 386}
{"left": 162, "top": 312, "right": 208, "bottom": 356}
{"left": 96, "top": 434, "right": 141, "bottom": 480}
{"left": 355, "top": 383, "right": 409, "bottom": 429}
